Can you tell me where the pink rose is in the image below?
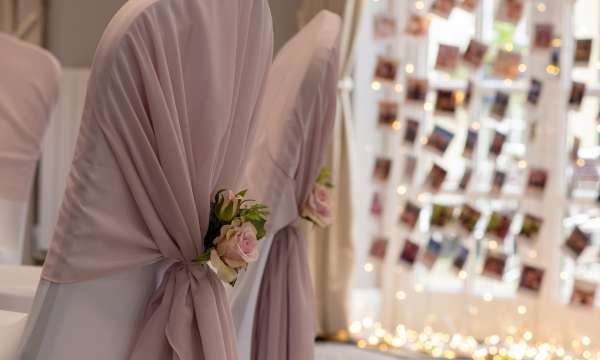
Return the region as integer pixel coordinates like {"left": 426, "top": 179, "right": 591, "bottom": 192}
{"left": 303, "top": 184, "right": 333, "bottom": 227}
{"left": 214, "top": 220, "right": 259, "bottom": 269}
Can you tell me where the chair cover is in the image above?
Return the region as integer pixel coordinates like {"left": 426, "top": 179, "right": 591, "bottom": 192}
{"left": 0, "top": 33, "right": 61, "bottom": 263}
{"left": 230, "top": 11, "right": 341, "bottom": 360}
{"left": 31, "top": 0, "right": 273, "bottom": 359}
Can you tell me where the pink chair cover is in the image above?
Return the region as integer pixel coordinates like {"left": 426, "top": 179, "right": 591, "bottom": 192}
{"left": 41, "top": 0, "right": 273, "bottom": 359}
{"left": 0, "top": 33, "right": 61, "bottom": 202}
{"left": 233, "top": 11, "right": 341, "bottom": 360}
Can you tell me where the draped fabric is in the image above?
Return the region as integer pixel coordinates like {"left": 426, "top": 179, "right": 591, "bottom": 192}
{"left": 229, "top": 10, "right": 341, "bottom": 360}
{"left": 41, "top": 0, "right": 273, "bottom": 358}
{"left": 299, "top": 0, "right": 364, "bottom": 337}
{"left": 0, "top": 33, "right": 61, "bottom": 202}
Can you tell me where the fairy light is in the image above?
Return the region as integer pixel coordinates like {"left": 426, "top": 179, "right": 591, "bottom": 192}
{"left": 420, "top": 136, "right": 429, "bottom": 145}
{"left": 417, "top": 192, "right": 428, "bottom": 203}
{"left": 458, "top": 270, "right": 468, "bottom": 279}
{"left": 397, "top": 185, "right": 407, "bottom": 195}
{"left": 424, "top": 102, "right": 433, "bottom": 111}
{"left": 517, "top": 305, "right": 527, "bottom": 315}
{"left": 560, "top": 271, "right": 569, "bottom": 280}
{"left": 392, "top": 120, "right": 402, "bottom": 131}
{"left": 396, "top": 291, "right": 407, "bottom": 300}
{"left": 596, "top": 61, "right": 600, "bottom": 70}
{"left": 524, "top": 331, "right": 533, "bottom": 341}
{"left": 405, "top": 63, "right": 415, "bottom": 74}
{"left": 371, "top": 81, "right": 382, "bottom": 90}
{"left": 576, "top": 158, "right": 586, "bottom": 167}
{"left": 518, "top": 63, "right": 527, "bottom": 72}
{"left": 483, "top": 293, "right": 493, "bottom": 302}
{"left": 596, "top": 124, "right": 600, "bottom": 133}
{"left": 504, "top": 43, "right": 514, "bottom": 52}
{"left": 364, "top": 262, "right": 374, "bottom": 272}
{"left": 414, "top": 283, "right": 424, "bottom": 293}
{"left": 504, "top": 79, "right": 513, "bottom": 86}
{"left": 415, "top": 0, "right": 424, "bottom": 10}
{"left": 394, "top": 83, "right": 404, "bottom": 93}
{"left": 583, "top": 337, "right": 592, "bottom": 346}
{"left": 518, "top": 160, "right": 528, "bottom": 169}
{"left": 488, "top": 240, "right": 499, "bottom": 250}
{"left": 537, "top": 2, "right": 546, "bottom": 12}
{"left": 528, "top": 249, "right": 538, "bottom": 259}
{"left": 551, "top": 38, "right": 561, "bottom": 47}
{"left": 471, "top": 121, "right": 481, "bottom": 130}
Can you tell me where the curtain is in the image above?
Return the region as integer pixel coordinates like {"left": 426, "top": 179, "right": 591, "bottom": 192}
{"left": 299, "top": 0, "right": 364, "bottom": 338}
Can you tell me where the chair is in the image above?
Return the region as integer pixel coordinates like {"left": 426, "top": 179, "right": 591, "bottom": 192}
{"left": 230, "top": 10, "right": 341, "bottom": 360}
{"left": 0, "top": 33, "right": 60, "bottom": 312}
{"left": 13, "top": 0, "right": 273, "bottom": 359}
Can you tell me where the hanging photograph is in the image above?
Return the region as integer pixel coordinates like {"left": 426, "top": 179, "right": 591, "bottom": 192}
{"left": 519, "top": 214, "right": 543, "bottom": 241}
{"left": 462, "top": 39, "right": 489, "bottom": 69}
{"left": 496, "top": 0, "right": 524, "bottom": 25}
{"left": 421, "top": 238, "right": 443, "bottom": 269}
{"left": 532, "top": 23, "right": 554, "bottom": 50}
{"left": 426, "top": 163, "right": 448, "bottom": 192}
{"left": 429, "top": 0, "right": 456, "bottom": 19}
{"left": 427, "top": 125, "right": 455, "bottom": 155}
{"left": 372, "top": 157, "right": 392, "bottom": 183}
{"left": 405, "top": 14, "right": 431, "bottom": 37}
{"left": 570, "top": 280, "right": 597, "bottom": 308}
{"left": 458, "top": 204, "right": 481, "bottom": 233}
{"left": 370, "top": 192, "right": 384, "bottom": 217}
{"left": 486, "top": 211, "right": 512, "bottom": 240}
{"left": 430, "top": 204, "right": 455, "bottom": 227}
{"left": 368, "top": 237, "right": 389, "bottom": 260}
{"left": 452, "top": 246, "right": 470, "bottom": 272}
{"left": 459, "top": 166, "right": 473, "bottom": 191}
{"left": 491, "top": 169, "right": 507, "bottom": 194}
{"left": 402, "top": 155, "right": 417, "bottom": 182}
{"left": 435, "top": 44, "right": 460, "bottom": 73}
{"left": 519, "top": 264, "right": 545, "bottom": 294}
{"left": 527, "top": 167, "right": 548, "bottom": 195}
{"left": 574, "top": 39, "right": 593, "bottom": 65}
{"left": 434, "top": 90, "right": 458, "bottom": 115}
{"left": 377, "top": 100, "right": 399, "bottom": 128}
{"left": 563, "top": 226, "right": 590, "bottom": 259}
{"left": 526, "top": 78, "right": 543, "bottom": 106}
{"left": 492, "top": 50, "right": 521, "bottom": 80}
{"left": 403, "top": 118, "right": 420, "bottom": 145}
{"left": 490, "top": 91, "right": 510, "bottom": 120}
{"left": 398, "top": 239, "right": 421, "bottom": 266}
{"left": 489, "top": 130, "right": 507, "bottom": 157}
{"left": 463, "top": 129, "right": 478, "bottom": 158}
{"left": 399, "top": 201, "right": 421, "bottom": 230}
{"left": 406, "top": 77, "right": 429, "bottom": 104}
{"left": 568, "top": 81, "right": 586, "bottom": 109}
{"left": 459, "top": 0, "right": 479, "bottom": 12}
{"left": 481, "top": 252, "right": 507, "bottom": 280}
{"left": 374, "top": 56, "right": 400, "bottom": 83}
{"left": 463, "top": 81, "right": 473, "bottom": 108}
{"left": 373, "top": 14, "right": 397, "bottom": 40}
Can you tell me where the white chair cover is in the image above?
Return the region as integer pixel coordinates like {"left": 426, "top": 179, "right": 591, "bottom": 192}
{"left": 19, "top": 0, "right": 273, "bottom": 359}
{"left": 0, "top": 33, "right": 60, "bottom": 264}
{"left": 231, "top": 10, "right": 341, "bottom": 360}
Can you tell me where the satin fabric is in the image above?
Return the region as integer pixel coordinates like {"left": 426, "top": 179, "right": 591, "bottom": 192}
{"left": 230, "top": 10, "right": 341, "bottom": 360}
{"left": 41, "top": 0, "right": 273, "bottom": 359}
{"left": 0, "top": 33, "right": 61, "bottom": 202}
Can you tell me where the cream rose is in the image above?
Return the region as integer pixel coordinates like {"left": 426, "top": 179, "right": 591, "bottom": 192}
{"left": 214, "top": 220, "right": 259, "bottom": 269}
{"left": 303, "top": 184, "right": 333, "bottom": 227}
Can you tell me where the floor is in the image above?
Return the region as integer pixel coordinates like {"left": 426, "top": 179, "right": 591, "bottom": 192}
{"left": 315, "top": 343, "right": 421, "bottom": 359}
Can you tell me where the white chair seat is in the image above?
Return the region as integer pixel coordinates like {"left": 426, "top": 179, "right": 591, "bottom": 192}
{"left": 0, "top": 309, "right": 27, "bottom": 360}
{"left": 0, "top": 266, "right": 41, "bottom": 313}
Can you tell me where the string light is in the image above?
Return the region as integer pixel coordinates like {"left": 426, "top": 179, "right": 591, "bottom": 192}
{"left": 394, "top": 83, "right": 403, "bottom": 93}
{"left": 560, "top": 271, "right": 569, "bottom": 280}
{"left": 396, "top": 291, "right": 407, "bottom": 300}
{"left": 483, "top": 293, "right": 494, "bottom": 302}
{"left": 392, "top": 120, "right": 402, "bottom": 131}
{"left": 537, "top": 2, "right": 547, "bottom": 12}
{"left": 415, "top": 0, "right": 424, "bottom": 10}
{"left": 471, "top": 121, "right": 481, "bottom": 130}
{"left": 576, "top": 158, "right": 586, "bottom": 167}
{"left": 423, "top": 102, "right": 433, "bottom": 111}
{"left": 364, "top": 262, "right": 374, "bottom": 272}
{"left": 405, "top": 63, "right": 415, "bottom": 74}
{"left": 518, "top": 160, "right": 528, "bottom": 169}
{"left": 371, "top": 81, "right": 381, "bottom": 90}
{"left": 396, "top": 185, "right": 407, "bottom": 195}
{"left": 517, "top": 305, "right": 527, "bottom": 315}
{"left": 518, "top": 63, "right": 527, "bottom": 73}
{"left": 504, "top": 43, "right": 514, "bottom": 52}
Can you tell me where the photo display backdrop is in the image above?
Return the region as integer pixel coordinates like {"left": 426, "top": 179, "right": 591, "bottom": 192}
{"left": 351, "top": 0, "right": 600, "bottom": 359}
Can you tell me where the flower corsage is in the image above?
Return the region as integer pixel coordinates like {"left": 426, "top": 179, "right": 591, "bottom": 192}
{"left": 196, "top": 189, "right": 269, "bottom": 285}
{"left": 302, "top": 167, "right": 334, "bottom": 228}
